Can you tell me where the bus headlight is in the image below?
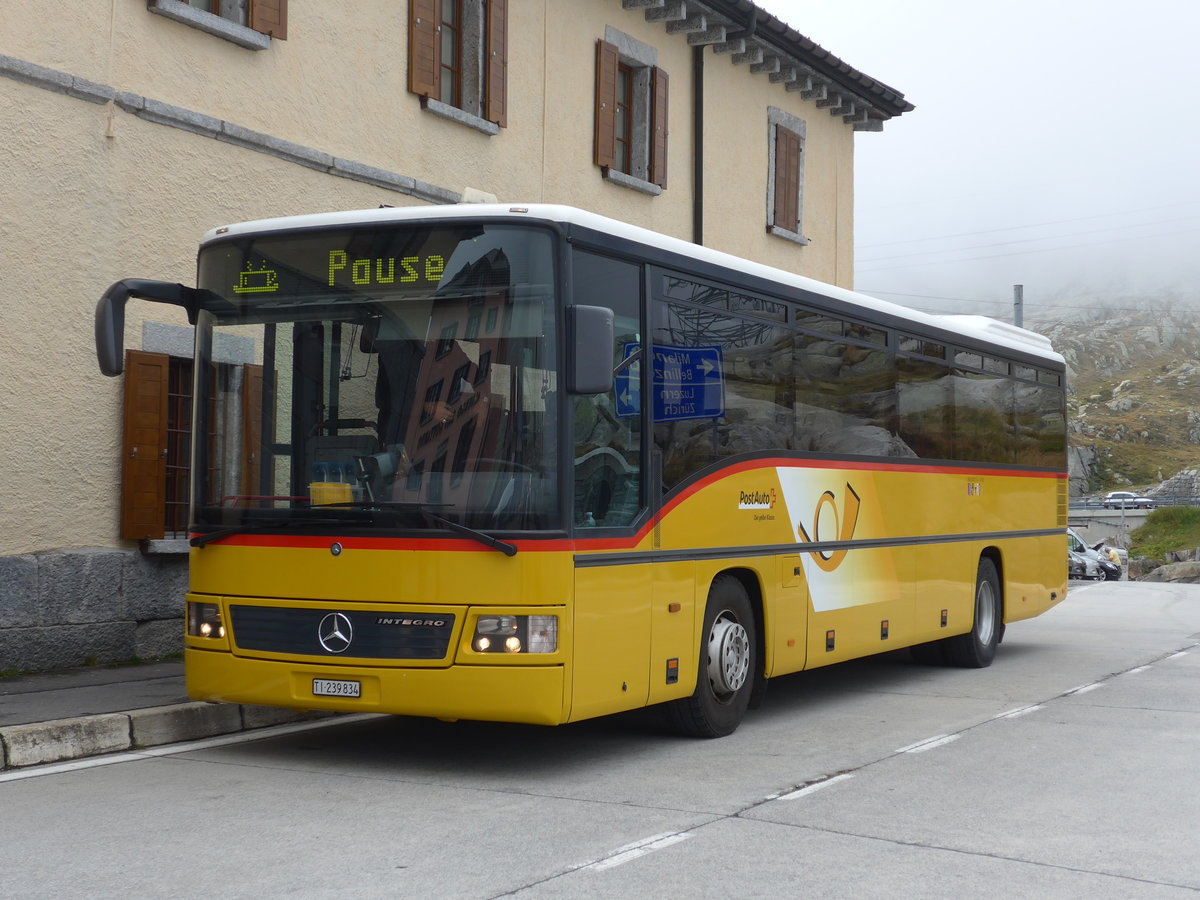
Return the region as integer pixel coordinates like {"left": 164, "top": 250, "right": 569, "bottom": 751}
{"left": 473, "top": 615, "right": 557, "bottom": 654}
{"left": 188, "top": 602, "right": 225, "bottom": 639}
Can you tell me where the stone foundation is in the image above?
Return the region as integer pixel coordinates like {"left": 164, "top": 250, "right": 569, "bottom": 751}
{"left": 0, "top": 547, "right": 187, "bottom": 673}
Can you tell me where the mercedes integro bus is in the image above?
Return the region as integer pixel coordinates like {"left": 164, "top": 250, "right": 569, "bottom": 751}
{"left": 95, "top": 204, "right": 1068, "bottom": 737}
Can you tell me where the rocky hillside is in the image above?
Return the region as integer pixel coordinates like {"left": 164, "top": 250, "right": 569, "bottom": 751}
{"left": 1027, "top": 297, "right": 1200, "bottom": 495}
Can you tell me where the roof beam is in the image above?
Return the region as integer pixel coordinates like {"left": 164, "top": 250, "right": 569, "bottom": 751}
{"left": 751, "top": 55, "right": 781, "bottom": 75}
{"left": 687, "top": 24, "right": 727, "bottom": 45}
{"left": 731, "top": 43, "right": 764, "bottom": 65}
{"left": 802, "top": 82, "right": 828, "bottom": 102}
{"left": 667, "top": 13, "right": 708, "bottom": 34}
{"left": 645, "top": 1, "right": 687, "bottom": 22}
{"left": 624, "top": 0, "right": 906, "bottom": 129}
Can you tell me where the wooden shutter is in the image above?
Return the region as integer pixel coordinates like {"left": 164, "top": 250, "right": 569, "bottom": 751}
{"left": 248, "top": 0, "right": 287, "bottom": 40}
{"left": 120, "top": 350, "right": 169, "bottom": 541}
{"left": 240, "top": 364, "right": 265, "bottom": 498}
{"left": 649, "top": 66, "right": 669, "bottom": 188}
{"left": 773, "top": 124, "right": 801, "bottom": 231}
{"left": 594, "top": 40, "right": 619, "bottom": 169}
{"left": 409, "top": 0, "right": 441, "bottom": 99}
{"left": 484, "top": 0, "right": 508, "bottom": 127}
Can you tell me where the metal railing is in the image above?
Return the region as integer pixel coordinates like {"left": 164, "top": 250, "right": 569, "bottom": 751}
{"left": 1068, "top": 497, "right": 1200, "bottom": 510}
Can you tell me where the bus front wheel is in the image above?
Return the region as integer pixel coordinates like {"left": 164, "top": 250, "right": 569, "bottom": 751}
{"left": 943, "top": 557, "right": 1001, "bottom": 668}
{"left": 665, "top": 575, "right": 757, "bottom": 738}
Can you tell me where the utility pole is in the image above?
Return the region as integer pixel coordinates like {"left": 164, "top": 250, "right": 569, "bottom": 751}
{"left": 1013, "top": 284, "right": 1024, "bottom": 327}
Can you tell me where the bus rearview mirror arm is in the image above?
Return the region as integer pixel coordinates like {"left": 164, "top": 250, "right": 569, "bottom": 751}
{"left": 95, "top": 279, "right": 206, "bottom": 376}
{"left": 566, "top": 305, "right": 614, "bottom": 395}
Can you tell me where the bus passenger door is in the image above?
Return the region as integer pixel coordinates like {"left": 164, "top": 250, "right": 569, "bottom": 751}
{"left": 568, "top": 248, "right": 658, "bottom": 722}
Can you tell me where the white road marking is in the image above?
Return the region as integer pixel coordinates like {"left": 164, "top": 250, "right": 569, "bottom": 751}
{"left": 995, "top": 704, "right": 1044, "bottom": 719}
{"left": 897, "top": 734, "right": 960, "bottom": 754}
{"left": 776, "top": 773, "right": 855, "bottom": 800}
{"left": 582, "top": 832, "right": 693, "bottom": 871}
{"left": 1065, "top": 682, "right": 1103, "bottom": 695}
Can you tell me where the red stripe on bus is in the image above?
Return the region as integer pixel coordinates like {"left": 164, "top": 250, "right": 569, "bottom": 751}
{"left": 193, "top": 461, "right": 1064, "bottom": 553}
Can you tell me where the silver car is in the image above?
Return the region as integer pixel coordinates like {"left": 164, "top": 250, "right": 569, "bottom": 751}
{"left": 1103, "top": 491, "right": 1154, "bottom": 509}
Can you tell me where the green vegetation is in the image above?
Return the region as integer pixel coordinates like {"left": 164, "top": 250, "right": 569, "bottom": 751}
{"left": 1129, "top": 507, "right": 1200, "bottom": 559}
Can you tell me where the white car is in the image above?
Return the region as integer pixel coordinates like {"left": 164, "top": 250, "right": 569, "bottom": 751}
{"left": 1102, "top": 491, "right": 1154, "bottom": 509}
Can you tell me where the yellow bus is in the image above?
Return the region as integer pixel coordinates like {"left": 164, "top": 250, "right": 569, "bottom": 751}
{"left": 95, "top": 204, "right": 1067, "bottom": 737}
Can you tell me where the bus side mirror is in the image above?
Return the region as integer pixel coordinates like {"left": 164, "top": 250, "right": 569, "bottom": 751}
{"left": 95, "top": 279, "right": 203, "bottom": 376}
{"left": 566, "top": 305, "right": 614, "bottom": 395}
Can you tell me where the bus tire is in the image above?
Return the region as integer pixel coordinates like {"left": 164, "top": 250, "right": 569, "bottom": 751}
{"left": 664, "top": 575, "right": 757, "bottom": 738}
{"left": 943, "top": 557, "right": 1001, "bottom": 668}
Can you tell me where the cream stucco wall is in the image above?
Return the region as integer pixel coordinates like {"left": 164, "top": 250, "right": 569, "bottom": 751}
{"left": 0, "top": 78, "right": 417, "bottom": 556}
{"left": 1, "top": 0, "right": 872, "bottom": 556}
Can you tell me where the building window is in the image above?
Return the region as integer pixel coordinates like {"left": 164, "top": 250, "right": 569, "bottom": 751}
{"left": 614, "top": 63, "right": 634, "bottom": 176}
{"left": 594, "top": 32, "right": 668, "bottom": 194}
{"left": 439, "top": 0, "right": 463, "bottom": 108}
{"left": 768, "top": 107, "right": 808, "bottom": 244}
{"left": 409, "top": 0, "right": 508, "bottom": 131}
{"left": 148, "top": 0, "right": 287, "bottom": 48}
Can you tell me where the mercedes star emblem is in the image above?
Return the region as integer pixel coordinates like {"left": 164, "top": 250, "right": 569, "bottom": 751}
{"left": 317, "top": 612, "right": 354, "bottom": 653}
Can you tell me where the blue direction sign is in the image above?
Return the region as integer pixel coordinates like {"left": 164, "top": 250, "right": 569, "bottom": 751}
{"left": 615, "top": 343, "right": 724, "bottom": 422}
{"left": 615, "top": 342, "right": 641, "bottom": 417}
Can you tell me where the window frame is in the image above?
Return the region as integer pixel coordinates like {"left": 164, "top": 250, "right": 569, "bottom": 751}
{"left": 767, "top": 107, "right": 808, "bottom": 245}
{"left": 408, "top": 0, "right": 508, "bottom": 134}
{"left": 594, "top": 31, "right": 668, "bottom": 195}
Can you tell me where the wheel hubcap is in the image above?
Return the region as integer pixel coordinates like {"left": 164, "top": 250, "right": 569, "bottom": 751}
{"left": 707, "top": 612, "right": 750, "bottom": 698}
{"left": 976, "top": 580, "right": 995, "bottom": 646}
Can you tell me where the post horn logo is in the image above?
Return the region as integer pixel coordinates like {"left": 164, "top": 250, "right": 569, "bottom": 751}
{"left": 796, "top": 482, "right": 861, "bottom": 573}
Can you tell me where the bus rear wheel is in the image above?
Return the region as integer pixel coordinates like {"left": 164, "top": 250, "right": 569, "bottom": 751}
{"left": 665, "top": 575, "right": 757, "bottom": 738}
{"left": 943, "top": 557, "right": 1001, "bottom": 668}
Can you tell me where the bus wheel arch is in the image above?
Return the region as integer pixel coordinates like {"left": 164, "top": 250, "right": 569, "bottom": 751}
{"left": 664, "top": 570, "right": 761, "bottom": 738}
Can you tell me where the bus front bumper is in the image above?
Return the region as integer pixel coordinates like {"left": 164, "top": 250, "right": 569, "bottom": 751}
{"left": 184, "top": 648, "right": 567, "bottom": 726}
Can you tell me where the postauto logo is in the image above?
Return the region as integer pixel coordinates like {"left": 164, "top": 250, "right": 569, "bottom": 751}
{"left": 738, "top": 488, "right": 777, "bottom": 510}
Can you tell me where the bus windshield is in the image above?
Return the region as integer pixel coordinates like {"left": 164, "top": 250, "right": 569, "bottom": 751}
{"left": 191, "top": 222, "right": 559, "bottom": 535}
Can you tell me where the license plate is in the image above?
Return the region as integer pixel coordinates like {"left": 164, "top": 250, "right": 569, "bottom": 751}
{"left": 312, "top": 678, "right": 361, "bottom": 698}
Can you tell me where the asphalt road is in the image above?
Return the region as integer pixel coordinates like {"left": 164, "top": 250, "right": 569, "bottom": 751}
{"left": 2, "top": 580, "right": 1198, "bottom": 899}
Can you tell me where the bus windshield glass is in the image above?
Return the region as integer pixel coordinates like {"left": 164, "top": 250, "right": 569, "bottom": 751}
{"left": 191, "top": 222, "right": 559, "bottom": 534}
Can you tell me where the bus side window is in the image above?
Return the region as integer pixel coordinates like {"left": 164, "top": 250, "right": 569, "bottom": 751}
{"left": 571, "top": 251, "right": 643, "bottom": 528}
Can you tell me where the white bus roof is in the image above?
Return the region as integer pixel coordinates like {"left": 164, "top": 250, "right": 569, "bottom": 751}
{"left": 201, "top": 204, "right": 1063, "bottom": 366}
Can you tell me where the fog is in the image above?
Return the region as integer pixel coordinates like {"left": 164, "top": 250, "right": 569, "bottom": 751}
{"left": 755, "top": 0, "right": 1200, "bottom": 319}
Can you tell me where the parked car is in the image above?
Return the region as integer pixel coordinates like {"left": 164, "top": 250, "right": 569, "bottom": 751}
{"left": 1068, "top": 548, "right": 1102, "bottom": 580}
{"left": 1068, "top": 528, "right": 1108, "bottom": 580}
{"left": 1102, "top": 491, "right": 1154, "bottom": 509}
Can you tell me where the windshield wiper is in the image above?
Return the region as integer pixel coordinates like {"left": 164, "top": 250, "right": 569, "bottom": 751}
{"left": 190, "top": 514, "right": 367, "bottom": 548}
{"left": 327, "top": 501, "right": 519, "bottom": 557}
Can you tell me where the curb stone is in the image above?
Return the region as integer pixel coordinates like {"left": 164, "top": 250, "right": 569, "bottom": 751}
{"left": 0, "top": 703, "right": 334, "bottom": 770}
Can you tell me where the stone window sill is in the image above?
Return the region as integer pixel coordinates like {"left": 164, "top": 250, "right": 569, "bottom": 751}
{"left": 143, "top": 538, "right": 191, "bottom": 556}
{"left": 421, "top": 98, "right": 500, "bottom": 136}
{"left": 148, "top": 0, "right": 270, "bottom": 51}
{"left": 768, "top": 225, "right": 810, "bottom": 246}
{"left": 601, "top": 168, "right": 662, "bottom": 196}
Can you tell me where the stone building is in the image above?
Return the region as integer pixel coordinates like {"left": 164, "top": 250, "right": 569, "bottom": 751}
{"left": 0, "top": 0, "right": 911, "bottom": 671}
